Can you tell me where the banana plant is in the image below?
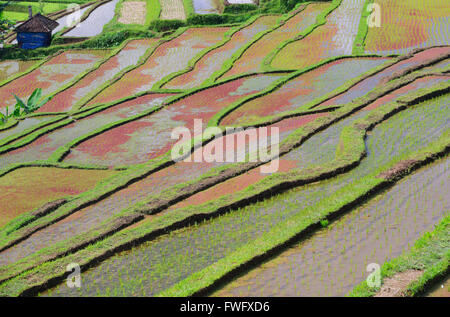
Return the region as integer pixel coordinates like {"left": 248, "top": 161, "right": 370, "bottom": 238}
{"left": 0, "top": 88, "right": 52, "bottom": 126}
{"left": 0, "top": 106, "right": 8, "bottom": 124}
{"left": 12, "top": 88, "right": 52, "bottom": 115}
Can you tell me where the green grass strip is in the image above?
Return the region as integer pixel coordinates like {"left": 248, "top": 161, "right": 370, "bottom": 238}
{"left": 263, "top": 0, "right": 343, "bottom": 71}
{"left": 209, "top": 55, "right": 396, "bottom": 127}
{"left": 0, "top": 115, "right": 67, "bottom": 149}
{"left": 158, "top": 130, "right": 450, "bottom": 297}
{"left": 0, "top": 119, "right": 18, "bottom": 132}
{"left": 207, "top": 6, "right": 305, "bottom": 84}
{"left": 352, "top": 0, "right": 374, "bottom": 55}
{"left": 1, "top": 96, "right": 448, "bottom": 296}
{"left": 0, "top": 58, "right": 47, "bottom": 88}
{"left": 154, "top": 14, "right": 267, "bottom": 90}
{"left": 147, "top": 0, "right": 162, "bottom": 22}
{"left": 182, "top": 0, "right": 195, "bottom": 18}
{"left": 0, "top": 58, "right": 446, "bottom": 284}
{"left": 48, "top": 102, "right": 164, "bottom": 162}
{"left": 349, "top": 213, "right": 449, "bottom": 297}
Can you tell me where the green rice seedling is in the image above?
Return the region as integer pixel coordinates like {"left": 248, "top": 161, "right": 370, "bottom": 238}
{"left": 40, "top": 93, "right": 450, "bottom": 297}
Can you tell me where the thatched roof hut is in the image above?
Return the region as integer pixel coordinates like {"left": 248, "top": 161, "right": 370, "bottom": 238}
{"left": 15, "top": 11, "right": 59, "bottom": 49}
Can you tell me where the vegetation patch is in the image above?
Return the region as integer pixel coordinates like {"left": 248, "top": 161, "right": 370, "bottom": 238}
{"left": 349, "top": 212, "right": 450, "bottom": 297}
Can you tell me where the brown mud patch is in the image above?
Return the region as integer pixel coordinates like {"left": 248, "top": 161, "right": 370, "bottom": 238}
{"left": 31, "top": 199, "right": 68, "bottom": 218}
{"left": 375, "top": 270, "right": 423, "bottom": 297}
{"left": 378, "top": 159, "right": 419, "bottom": 180}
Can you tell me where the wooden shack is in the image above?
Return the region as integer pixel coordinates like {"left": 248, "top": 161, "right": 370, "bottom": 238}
{"left": 15, "top": 9, "right": 59, "bottom": 50}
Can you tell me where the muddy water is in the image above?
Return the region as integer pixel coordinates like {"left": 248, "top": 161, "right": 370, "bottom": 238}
{"left": 64, "top": 0, "right": 119, "bottom": 37}
{"left": 214, "top": 157, "right": 450, "bottom": 296}
{"left": 0, "top": 75, "right": 285, "bottom": 267}
{"left": 0, "top": 116, "right": 63, "bottom": 142}
{"left": 425, "top": 275, "right": 450, "bottom": 297}
{"left": 53, "top": 5, "right": 92, "bottom": 34}
{"left": 0, "top": 60, "right": 36, "bottom": 82}
{"left": 43, "top": 93, "right": 450, "bottom": 297}
{"left": 0, "top": 95, "right": 172, "bottom": 170}
{"left": 192, "top": 0, "right": 222, "bottom": 14}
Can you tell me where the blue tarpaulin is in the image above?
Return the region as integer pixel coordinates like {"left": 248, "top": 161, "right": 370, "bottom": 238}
{"left": 17, "top": 32, "right": 52, "bottom": 50}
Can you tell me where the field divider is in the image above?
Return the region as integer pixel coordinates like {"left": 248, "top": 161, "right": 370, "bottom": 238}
{"left": 0, "top": 58, "right": 49, "bottom": 88}
{"left": 352, "top": 0, "right": 374, "bottom": 55}
{"left": 349, "top": 212, "right": 449, "bottom": 297}
{"left": 0, "top": 119, "right": 19, "bottom": 132}
{"left": 385, "top": 46, "right": 450, "bottom": 82}
{"left": 209, "top": 55, "right": 397, "bottom": 127}
{"left": 48, "top": 102, "right": 165, "bottom": 162}
{"left": 0, "top": 115, "right": 68, "bottom": 149}
{"left": 0, "top": 51, "right": 444, "bottom": 243}
{"left": 1, "top": 83, "right": 449, "bottom": 296}
{"left": 153, "top": 14, "right": 264, "bottom": 90}
{"left": 44, "top": 36, "right": 158, "bottom": 113}
{"left": 72, "top": 26, "right": 193, "bottom": 111}
{"left": 209, "top": 4, "right": 309, "bottom": 84}
{"left": 0, "top": 74, "right": 447, "bottom": 289}
{"left": 158, "top": 129, "right": 450, "bottom": 297}
{"left": 0, "top": 51, "right": 442, "bottom": 242}
{"left": 182, "top": 0, "right": 195, "bottom": 18}
{"left": 262, "top": 0, "right": 343, "bottom": 72}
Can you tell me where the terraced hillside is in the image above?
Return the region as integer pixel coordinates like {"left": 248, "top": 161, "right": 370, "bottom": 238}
{"left": 0, "top": 0, "right": 448, "bottom": 298}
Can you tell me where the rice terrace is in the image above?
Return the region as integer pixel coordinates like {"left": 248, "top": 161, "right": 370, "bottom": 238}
{"left": 0, "top": 0, "right": 448, "bottom": 301}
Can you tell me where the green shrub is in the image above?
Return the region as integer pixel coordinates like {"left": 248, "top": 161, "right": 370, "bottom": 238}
{"left": 149, "top": 19, "right": 186, "bottom": 32}
{"left": 187, "top": 14, "right": 226, "bottom": 25}
{"left": 259, "top": 0, "right": 319, "bottom": 13}
{"left": 77, "top": 29, "right": 155, "bottom": 48}
{"left": 223, "top": 4, "right": 258, "bottom": 14}
{"left": 320, "top": 219, "right": 329, "bottom": 227}
{"left": 0, "top": 29, "right": 156, "bottom": 60}
{"left": 187, "top": 12, "right": 254, "bottom": 26}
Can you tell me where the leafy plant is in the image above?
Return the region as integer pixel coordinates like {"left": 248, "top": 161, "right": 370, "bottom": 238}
{"left": 0, "top": 88, "right": 52, "bottom": 125}
{"left": 12, "top": 88, "right": 52, "bottom": 115}
{"left": 0, "top": 0, "right": 14, "bottom": 45}
{"left": 320, "top": 219, "right": 329, "bottom": 227}
{"left": 0, "top": 106, "right": 9, "bottom": 124}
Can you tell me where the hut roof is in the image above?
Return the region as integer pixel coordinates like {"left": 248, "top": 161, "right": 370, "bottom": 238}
{"left": 15, "top": 14, "right": 59, "bottom": 33}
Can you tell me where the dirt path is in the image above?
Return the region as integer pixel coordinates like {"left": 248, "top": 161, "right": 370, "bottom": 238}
{"left": 118, "top": 1, "right": 147, "bottom": 25}
{"left": 160, "top": 0, "right": 186, "bottom": 20}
